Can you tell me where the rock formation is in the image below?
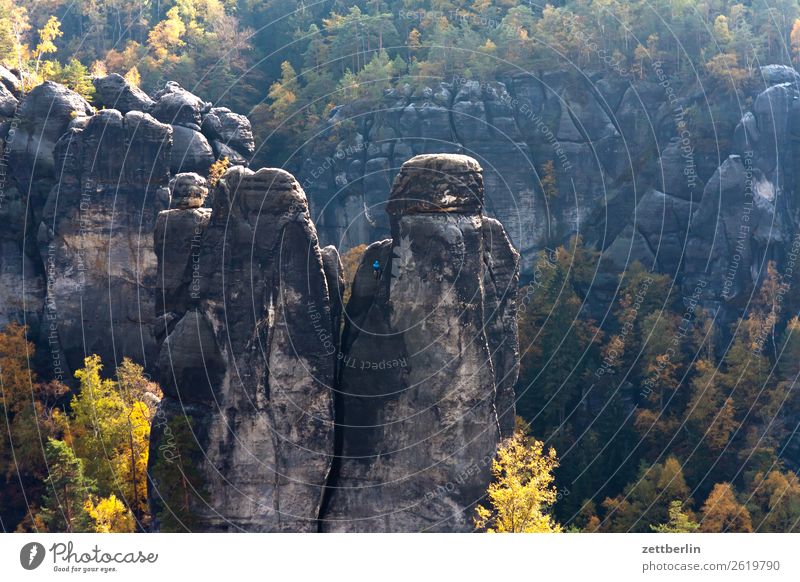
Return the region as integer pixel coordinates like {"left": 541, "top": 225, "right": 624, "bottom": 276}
{"left": 148, "top": 166, "right": 337, "bottom": 532}
{"left": 320, "top": 154, "right": 519, "bottom": 532}
{"left": 298, "top": 72, "right": 711, "bottom": 274}
{"left": 38, "top": 108, "right": 171, "bottom": 377}
{"left": 0, "top": 71, "right": 253, "bottom": 379}
{"left": 146, "top": 154, "right": 519, "bottom": 532}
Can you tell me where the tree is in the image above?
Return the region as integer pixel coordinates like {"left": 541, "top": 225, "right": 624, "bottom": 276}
{"left": 85, "top": 494, "right": 135, "bottom": 533}
{"left": 474, "top": 433, "right": 562, "bottom": 533}
{"left": 147, "top": 7, "right": 185, "bottom": 62}
{"left": 38, "top": 439, "right": 95, "bottom": 533}
{"left": 0, "top": 323, "right": 68, "bottom": 529}
{"left": 700, "top": 483, "right": 752, "bottom": 532}
{"left": 600, "top": 457, "right": 691, "bottom": 532}
{"left": 69, "top": 355, "right": 160, "bottom": 526}
{"left": 340, "top": 244, "right": 368, "bottom": 306}
{"left": 792, "top": 19, "right": 800, "bottom": 64}
{"left": 268, "top": 60, "right": 300, "bottom": 120}
{"left": 148, "top": 415, "right": 208, "bottom": 532}
{"left": 651, "top": 500, "right": 699, "bottom": 532}
{"left": 0, "top": 0, "right": 30, "bottom": 72}
{"left": 747, "top": 470, "right": 800, "bottom": 532}
{"left": 208, "top": 156, "right": 230, "bottom": 187}
{"left": 32, "top": 15, "right": 61, "bottom": 77}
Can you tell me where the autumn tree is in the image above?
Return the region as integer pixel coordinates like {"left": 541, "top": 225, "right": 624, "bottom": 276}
{"left": 599, "top": 457, "right": 692, "bottom": 532}
{"left": 85, "top": 494, "right": 135, "bottom": 533}
{"left": 651, "top": 500, "right": 699, "bottom": 533}
{"left": 747, "top": 470, "right": 800, "bottom": 532}
{"left": 699, "top": 483, "right": 752, "bottom": 532}
{"left": 0, "top": 323, "right": 68, "bottom": 529}
{"left": 31, "top": 15, "right": 60, "bottom": 78}
{"left": 69, "top": 355, "right": 160, "bottom": 527}
{"left": 474, "top": 432, "right": 562, "bottom": 533}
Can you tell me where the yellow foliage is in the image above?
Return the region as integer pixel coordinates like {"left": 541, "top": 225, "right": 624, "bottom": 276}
{"left": 540, "top": 160, "right": 558, "bottom": 199}
{"left": 792, "top": 19, "right": 800, "bottom": 63}
{"left": 208, "top": 156, "right": 230, "bottom": 187}
{"left": 474, "top": 433, "right": 562, "bottom": 533}
{"left": 85, "top": 494, "right": 135, "bottom": 533}
{"left": 124, "top": 66, "right": 141, "bottom": 87}
{"left": 70, "top": 356, "right": 160, "bottom": 521}
{"left": 340, "top": 244, "right": 368, "bottom": 306}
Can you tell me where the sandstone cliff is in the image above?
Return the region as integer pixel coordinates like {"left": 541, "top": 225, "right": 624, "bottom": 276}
{"left": 0, "top": 71, "right": 253, "bottom": 379}
{"left": 147, "top": 154, "right": 519, "bottom": 532}
{"left": 320, "top": 154, "right": 519, "bottom": 532}
{"left": 148, "top": 166, "right": 337, "bottom": 532}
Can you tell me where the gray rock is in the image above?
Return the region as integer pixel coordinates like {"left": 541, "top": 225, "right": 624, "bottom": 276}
{"left": 150, "top": 82, "right": 211, "bottom": 127}
{"left": 0, "top": 80, "right": 17, "bottom": 117}
{"left": 8, "top": 81, "right": 93, "bottom": 203}
{"left": 201, "top": 107, "right": 255, "bottom": 157}
{"left": 148, "top": 166, "right": 337, "bottom": 532}
{"left": 0, "top": 65, "right": 21, "bottom": 97}
{"left": 210, "top": 139, "right": 247, "bottom": 165}
{"left": 170, "top": 172, "right": 209, "bottom": 209}
{"left": 36, "top": 106, "right": 172, "bottom": 377}
{"left": 760, "top": 64, "right": 800, "bottom": 86}
{"left": 93, "top": 73, "right": 155, "bottom": 113}
{"left": 170, "top": 125, "right": 214, "bottom": 174}
{"left": 321, "top": 154, "right": 518, "bottom": 532}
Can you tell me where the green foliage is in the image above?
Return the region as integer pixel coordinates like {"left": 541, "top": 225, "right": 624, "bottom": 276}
{"left": 651, "top": 500, "right": 699, "bottom": 533}
{"left": 149, "top": 415, "right": 208, "bottom": 532}
{"left": 2, "top": 338, "right": 162, "bottom": 532}
{"left": 37, "top": 438, "right": 95, "bottom": 533}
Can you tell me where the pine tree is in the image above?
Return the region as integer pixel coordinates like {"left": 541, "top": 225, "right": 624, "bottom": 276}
{"left": 38, "top": 439, "right": 95, "bottom": 533}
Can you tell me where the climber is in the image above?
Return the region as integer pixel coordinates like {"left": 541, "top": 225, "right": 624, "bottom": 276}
{"left": 372, "top": 259, "right": 381, "bottom": 279}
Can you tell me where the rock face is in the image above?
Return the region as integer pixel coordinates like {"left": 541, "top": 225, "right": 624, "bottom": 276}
{"left": 37, "top": 108, "right": 172, "bottom": 376}
{"left": 683, "top": 78, "right": 800, "bottom": 323}
{"left": 147, "top": 155, "right": 519, "bottom": 532}
{"left": 0, "top": 75, "right": 253, "bottom": 380}
{"left": 0, "top": 79, "right": 93, "bottom": 366}
{"left": 93, "top": 73, "right": 155, "bottom": 113}
{"left": 148, "top": 166, "right": 337, "bottom": 532}
{"left": 320, "top": 154, "right": 519, "bottom": 532}
{"left": 297, "top": 73, "right": 716, "bottom": 274}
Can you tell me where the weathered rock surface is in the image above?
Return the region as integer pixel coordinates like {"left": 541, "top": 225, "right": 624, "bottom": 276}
{"left": 0, "top": 79, "right": 92, "bottom": 359}
{"left": 201, "top": 106, "right": 255, "bottom": 162}
{"left": 150, "top": 82, "right": 211, "bottom": 127}
{"left": 297, "top": 73, "right": 705, "bottom": 274}
{"left": 169, "top": 124, "right": 215, "bottom": 174}
{"left": 93, "top": 73, "right": 155, "bottom": 113}
{"left": 320, "top": 154, "right": 519, "bottom": 532}
{"left": 148, "top": 166, "right": 337, "bottom": 532}
{"left": 0, "top": 76, "right": 246, "bottom": 381}
{"left": 37, "top": 108, "right": 172, "bottom": 376}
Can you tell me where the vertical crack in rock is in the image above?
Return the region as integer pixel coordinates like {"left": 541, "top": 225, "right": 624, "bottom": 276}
{"left": 320, "top": 154, "right": 519, "bottom": 532}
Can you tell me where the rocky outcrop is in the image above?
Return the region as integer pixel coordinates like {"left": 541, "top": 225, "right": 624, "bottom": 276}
{"left": 93, "top": 73, "right": 155, "bottom": 113}
{"left": 148, "top": 166, "right": 337, "bottom": 532}
{"left": 0, "top": 74, "right": 253, "bottom": 380}
{"left": 147, "top": 154, "right": 519, "bottom": 532}
{"left": 320, "top": 154, "right": 519, "bottom": 532}
{"left": 37, "top": 108, "right": 172, "bottom": 376}
{"left": 683, "top": 77, "right": 800, "bottom": 319}
{"left": 0, "top": 79, "right": 93, "bottom": 357}
{"left": 297, "top": 72, "right": 716, "bottom": 275}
